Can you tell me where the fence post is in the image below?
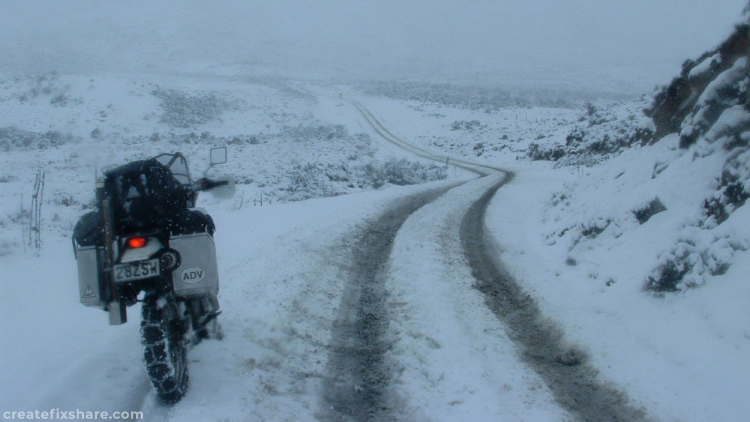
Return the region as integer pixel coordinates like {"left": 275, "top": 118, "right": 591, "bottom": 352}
{"left": 29, "top": 170, "right": 45, "bottom": 250}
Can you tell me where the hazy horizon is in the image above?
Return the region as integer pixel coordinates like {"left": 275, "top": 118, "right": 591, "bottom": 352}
{"left": 1, "top": 0, "right": 747, "bottom": 94}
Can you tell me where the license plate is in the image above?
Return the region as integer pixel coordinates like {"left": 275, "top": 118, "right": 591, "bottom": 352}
{"left": 114, "top": 259, "right": 160, "bottom": 282}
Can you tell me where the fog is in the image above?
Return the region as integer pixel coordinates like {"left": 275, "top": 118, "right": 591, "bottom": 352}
{"left": 1, "top": 0, "right": 747, "bottom": 93}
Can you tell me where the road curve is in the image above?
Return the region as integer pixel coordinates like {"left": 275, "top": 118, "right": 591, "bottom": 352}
{"left": 328, "top": 97, "right": 650, "bottom": 421}
{"left": 461, "top": 177, "right": 650, "bottom": 422}
{"left": 347, "top": 99, "right": 502, "bottom": 177}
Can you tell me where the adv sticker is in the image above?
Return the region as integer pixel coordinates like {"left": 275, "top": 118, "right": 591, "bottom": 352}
{"left": 180, "top": 267, "right": 206, "bottom": 284}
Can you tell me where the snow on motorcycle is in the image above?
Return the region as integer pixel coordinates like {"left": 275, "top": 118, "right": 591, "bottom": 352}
{"left": 72, "top": 148, "right": 234, "bottom": 404}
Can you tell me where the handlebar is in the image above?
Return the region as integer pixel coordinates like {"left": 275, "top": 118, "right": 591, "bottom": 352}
{"left": 193, "top": 178, "right": 230, "bottom": 191}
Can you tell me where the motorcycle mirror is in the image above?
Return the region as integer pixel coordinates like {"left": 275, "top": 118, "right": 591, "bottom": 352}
{"left": 208, "top": 177, "right": 236, "bottom": 199}
{"left": 210, "top": 147, "right": 227, "bottom": 165}
{"left": 204, "top": 147, "right": 228, "bottom": 177}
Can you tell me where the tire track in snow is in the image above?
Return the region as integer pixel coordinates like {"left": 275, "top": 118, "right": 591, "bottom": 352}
{"left": 460, "top": 176, "right": 652, "bottom": 422}
{"left": 321, "top": 187, "right": 453, "bottom": 422}
{"left": 347, "top": 99, "right": 498, "bottom": 177}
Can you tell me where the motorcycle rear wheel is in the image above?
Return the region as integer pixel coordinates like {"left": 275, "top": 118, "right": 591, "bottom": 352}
{"left": 141, "top": 292, "right": 189, "bottom": 404}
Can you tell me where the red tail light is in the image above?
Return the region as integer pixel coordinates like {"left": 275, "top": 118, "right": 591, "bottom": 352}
{"left": 127, "top": 237, "right": 148, "bottom": 249}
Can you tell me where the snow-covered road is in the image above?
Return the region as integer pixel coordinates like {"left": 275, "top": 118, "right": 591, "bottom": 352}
{"left": 10, "top": 76, "right": 743, "bottom": 421}
{"left": 333, "top": 99, "right": 647, "bottom": 421}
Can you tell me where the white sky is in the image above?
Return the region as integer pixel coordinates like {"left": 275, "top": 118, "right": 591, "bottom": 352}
{"left": 0, "top": 0, "right": 747, "bottom": 93}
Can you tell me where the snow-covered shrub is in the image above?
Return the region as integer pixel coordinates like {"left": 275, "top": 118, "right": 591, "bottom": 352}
{"left": 127, "top": 131, "right": 269, "bottom": 147}
{"left": 703, "top": 148, "right": 750, "bottom": 226}
{"left": 451, "top": 120, "right": 483, "bottom": 131}
{"left": 224, "top": 134, "right": 265, "bottom": 145}
{"left": 284, "top": 124, "right": 348, "bottom": 142}
{"left": 281, "top": 158, "right": 448, "bottom": 202}
{"left": 152, "top": 88, "right": 241, "bottom": 128}
{"left": 566, "top": 127, "right": 586, "bottom": 145}
{"left": 368, "top": 158, "right": 448, "bottom": 188}
{"left": 647, "top": 231, "right": 749, "bottom": 292}
{"left": 284, "top": 163, "right": 330, "bottom": 201}
{"left": 50, "top": 93, "right": 71, "bottom": 106}
{"left": 527, "top": 142, "right": 566, "bottom": 161}
{"left": 13, "top": 72, "right": 78, "bottom": 105}
{"left": 644, "top": 161, "right": 748, "bottom": 293}
{"left": 527, "top": 100, "right": 653, "bottom": 164}
{"left": 553, "top": 216, "right": 614, "bottom": 251}
{"left": 685, "top": 95, "right": 750, "bottom": 230}
{"left": 0, "top": 127, "right": 76, "bottom": 151}
{"left": 284, "top": 162, "right": 358, "bottom": 199}
{"left": 633, "top": 198, "right": 667, "bottom": 224}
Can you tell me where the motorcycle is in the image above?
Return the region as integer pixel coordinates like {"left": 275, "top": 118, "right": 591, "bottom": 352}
{"left": 73, "top": 147, "right": 233, "bottom": 404}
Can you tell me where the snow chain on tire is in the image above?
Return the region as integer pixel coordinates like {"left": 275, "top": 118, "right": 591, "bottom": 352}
{"left": 141, "top": 293, "right": 189, "bottom": 404}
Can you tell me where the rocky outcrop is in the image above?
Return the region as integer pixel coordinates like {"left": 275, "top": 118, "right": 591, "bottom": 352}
{"left": 645, "top": 24, "right": 749, "bottom": 146}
